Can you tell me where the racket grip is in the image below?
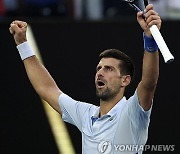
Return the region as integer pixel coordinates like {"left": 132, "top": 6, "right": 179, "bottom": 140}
{"left": 149, "top": 25, "right": 174, "bottom": 63}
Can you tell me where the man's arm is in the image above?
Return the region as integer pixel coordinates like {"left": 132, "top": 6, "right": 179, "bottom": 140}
{"left": 9, "top": 20, "right": 62, "bottom": 115}
{"left": 136, "top": 4, "right": 161, "bottom": 111}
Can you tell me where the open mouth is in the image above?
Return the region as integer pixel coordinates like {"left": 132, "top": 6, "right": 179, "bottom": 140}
{"left": 97, "top": 80, "right": 106, "bottom": 88}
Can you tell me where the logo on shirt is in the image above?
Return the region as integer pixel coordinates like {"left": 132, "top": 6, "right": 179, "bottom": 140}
{"left": 98, "top": 141, "right": 112, "bottom": 154}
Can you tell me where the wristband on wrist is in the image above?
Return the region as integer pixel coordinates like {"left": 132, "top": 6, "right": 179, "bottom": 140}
{"left": 143, "top": 32, "right": 158, "bottom": 53}
{"left": 17, "top": 41, "right": 35, "bottom": 60}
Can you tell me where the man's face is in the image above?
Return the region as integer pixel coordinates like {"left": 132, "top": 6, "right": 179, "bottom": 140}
{"left": 95, "top": 58, "right": 123, "bottom": 101}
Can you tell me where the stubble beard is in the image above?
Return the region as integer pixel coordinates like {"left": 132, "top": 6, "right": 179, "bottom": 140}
{"left": 96, "top": 86, "right": 119, "bottom": 101}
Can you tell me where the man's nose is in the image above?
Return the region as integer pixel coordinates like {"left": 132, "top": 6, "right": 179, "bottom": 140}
{"left": 97, "top": 68, "right": 104, "bottom": 77}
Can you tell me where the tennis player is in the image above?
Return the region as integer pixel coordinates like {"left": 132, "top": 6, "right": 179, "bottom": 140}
{"left": 9, "top": 4, "right": 161, "bottom": 154}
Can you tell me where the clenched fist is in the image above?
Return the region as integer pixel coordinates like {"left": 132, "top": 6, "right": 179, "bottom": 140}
{"left": 137, "top": 4, "right": 161, "bottom": 37}
{"left": 9, "top": 20, "right": 28, "bottom": 45}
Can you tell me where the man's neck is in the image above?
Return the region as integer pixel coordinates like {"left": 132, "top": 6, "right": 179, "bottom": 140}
{"left": 99, "top": 93, "right": 124, "bottom": 117}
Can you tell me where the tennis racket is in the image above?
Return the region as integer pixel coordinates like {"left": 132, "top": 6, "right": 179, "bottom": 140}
{"left": 123, "top": 0, "right": 174, "bottom": 63}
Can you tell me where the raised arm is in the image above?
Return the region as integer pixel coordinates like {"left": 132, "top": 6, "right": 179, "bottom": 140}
{"left": 136, "top": 4, "right": 161, "bottom": 111}
{"left": 9, "top": 20, "right": 62, "bottom": 115}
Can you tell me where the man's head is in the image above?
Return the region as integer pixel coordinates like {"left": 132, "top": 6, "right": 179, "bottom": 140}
{"left": 95, "top": 49, "right": 135, "bottom": 101}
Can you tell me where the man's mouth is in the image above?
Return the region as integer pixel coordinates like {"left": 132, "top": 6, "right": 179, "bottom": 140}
{"left": 96, "top": 80, "right": 106, "bottom": 88}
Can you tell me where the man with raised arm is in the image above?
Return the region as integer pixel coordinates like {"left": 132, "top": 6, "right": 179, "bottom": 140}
{"left": 10, "top": 4, "right": 161, "bottom": 154}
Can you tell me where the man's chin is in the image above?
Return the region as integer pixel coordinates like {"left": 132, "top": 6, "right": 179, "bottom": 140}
{"left": 96, "top": 92, "right": 108, "bottom": 101}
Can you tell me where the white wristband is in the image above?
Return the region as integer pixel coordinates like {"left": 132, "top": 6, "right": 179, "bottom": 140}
{"left": 17, "top": 41, "right": 35, "bottom": 60}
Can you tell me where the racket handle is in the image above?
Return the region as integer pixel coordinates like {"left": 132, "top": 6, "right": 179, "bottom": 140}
{"left": 149, "top": 25, "right": 174, "bottom": 63}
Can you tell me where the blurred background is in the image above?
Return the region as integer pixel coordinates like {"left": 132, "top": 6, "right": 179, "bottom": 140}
{"left": 1, "top": 0, "right": 180, "bottom": 20}
{"left": 0, "top": 0, "right": 180, "bottom": 154}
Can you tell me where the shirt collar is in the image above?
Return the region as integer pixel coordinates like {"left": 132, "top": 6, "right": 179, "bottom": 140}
{"left": 107, "top": 96, "right": 126, "bottom": 116}
{"left": 91, "top": 96, "right": 127, "bottom": 119}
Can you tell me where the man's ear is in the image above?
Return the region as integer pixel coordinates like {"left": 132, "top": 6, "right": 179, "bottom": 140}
{"left": 121, "top": 75, "right": 131, "bottom": 87}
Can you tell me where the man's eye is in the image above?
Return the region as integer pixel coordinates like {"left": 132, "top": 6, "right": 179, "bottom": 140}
{"left": 106, "top": 67, "right": 112, "bottom": 71}
{"left": 96, "top": 67, "right": 101, "bottom": 72}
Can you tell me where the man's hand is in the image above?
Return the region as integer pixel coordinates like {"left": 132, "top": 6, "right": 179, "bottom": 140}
{"left": 9, "top": 20, "right": 28, "bottom": 45}
{"left": 137, "top": 4, "right": 161, "bottom": 37}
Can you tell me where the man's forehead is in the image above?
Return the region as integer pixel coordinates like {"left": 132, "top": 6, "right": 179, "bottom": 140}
{"left": 98, "top": 58, "right": 120, "bottom": 66}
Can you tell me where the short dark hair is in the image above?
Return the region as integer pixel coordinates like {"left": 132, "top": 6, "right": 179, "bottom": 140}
{"left": 99, "top": 49, "right": 135, "bottom": 80}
